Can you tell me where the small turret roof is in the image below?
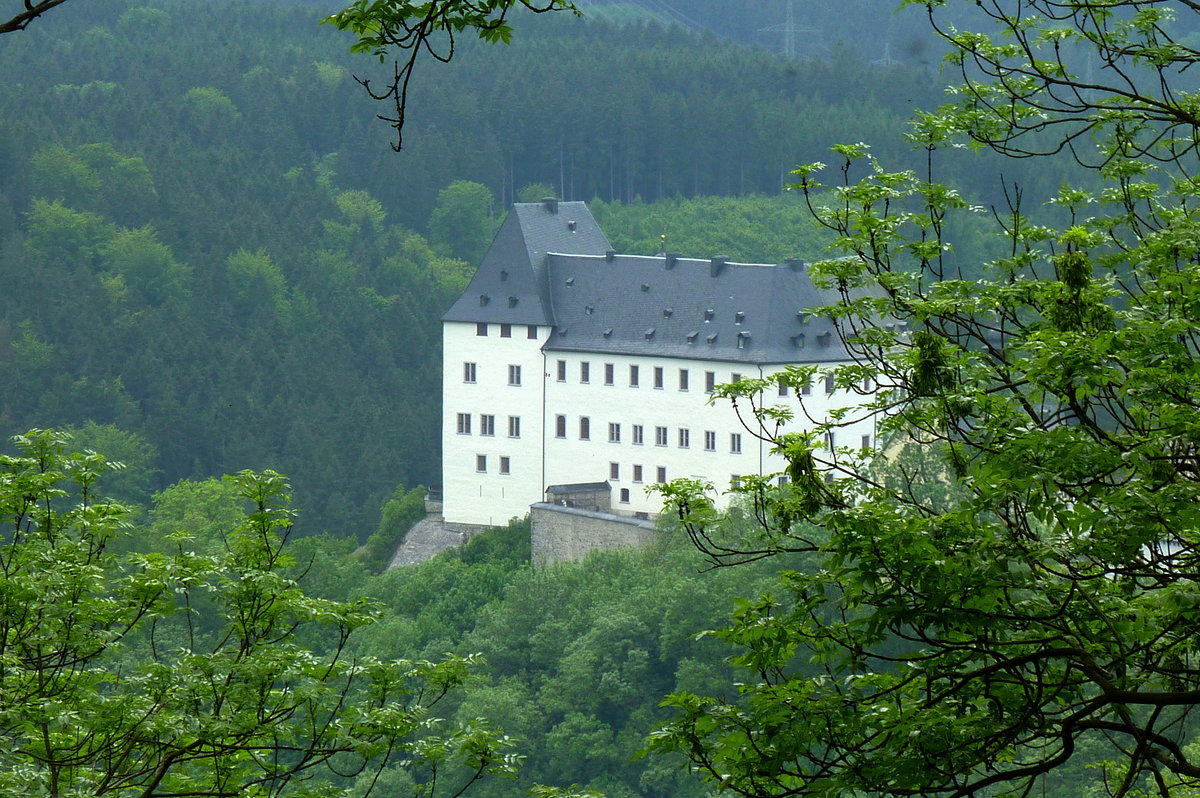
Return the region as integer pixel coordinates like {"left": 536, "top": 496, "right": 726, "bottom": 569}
{"left": 442, "top": 200, "right": 611, "bottom": 326}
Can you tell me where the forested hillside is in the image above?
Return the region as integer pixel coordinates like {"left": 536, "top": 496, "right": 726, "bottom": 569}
{"left": 290, "top": 514, "right": 796, "bottom": 798}
{"left": 0, "top": 0, "right": 1075, "bottom": 538}
{"left": 5, "top": 2, "right": 1200, "bottom": 796}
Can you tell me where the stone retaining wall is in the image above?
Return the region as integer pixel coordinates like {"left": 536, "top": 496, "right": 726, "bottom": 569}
{"left": 530, "top": 503, "right": 658, "bottom": 566}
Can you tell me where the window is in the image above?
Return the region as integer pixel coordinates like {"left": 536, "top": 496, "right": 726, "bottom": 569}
{"left": 705, "top": 371, "right": 715, "bottom": 393}
{"left": 608, "top": 423, "right": 621, "bottom": 443}
{"left": 580, "top": 362, "right": 590, "bottom": 383}
{"left": 678, "top": 428, "right": 690, "bottom": 449}
{"left": 730, "top": 475, "right": 741, "bottom": 489}
{"left": 527, "top": 325, "right": 538, "bottom": 339}
{"left": 620, "top": 488, "right": 630, "bottom": 503}
{"left": 476, "top": 454, "right": 487, "bottom": 472}
{"left": 825, "top": 374, "right": 836, "bottom": 394}
{"left": 579, "top": 417, "right": 590, "bottom": 440}
{"left": 557, "top": 360, "right": 567, "bottom": 382}
{"left": 632, "top": 425, "right": 644, "bottom": 445}
{"left": 456, "top": 413, "right": 471, "bottom": 435}
{"left": 555, "top": 415, "right": 566, "bottom": 438}
{"left": 500, "top": 456, "right": 511, "bottom": 474}
{"left": 480, "top": 415, "right": 495, "bottom": 436}
{"left": 500, "top": 323, "right": 512, "bottom": 338}
{"left": 778, "top": 475, "right": 789, "bottom": 486}
{"left": 862, "top": 434, "right": 872, "bottom": 449}
{"left": 732, "top": 372, "right": 742, "bottom": 382}
{"left": 802, "top": 379, "right": 812, "bottom": 396}
{"left": 679, "top": 369, "right": 689, "bottom": 391}
{"left": 508, "top": 416, "right": 521, "bottom": 438}
{"left": 604, "top": 363, "right": 614, "bottom": 385}
{"left": 633, "top": 465, "right": 643, "bottom": 483}
{"left": 863, "top": 377, "right": 873, "bottom": 392}
{"left": 476, "top": 322, "right": 488, "bottom": 336}
{"left": 610, "top": 462, "right": 620, "bottom": 480}
{"left": 826, "top": 431, "right": 836, "bottom": 449}
{"left": 730, "top": 433, "right": 742, "bottom": 454}
{"left": 463, "top": 362, "right": 477, "bottom": 383}
{"left": 508, "top": 365, "right": 522, "bottom": 386}
{"left": 704, "top": 431, "right": 716, "bottom": 451}
{"left": 778, "top": 378, "right": 788, "bottom": 397}
{"left": 629, "top": 365, "right": 640, "bottom": 387}
{"left": 654, "top": 367, "right": 664, "bottom": 389}
{"left": 656, "top": 466, "right": 667, "bottom": 483}
{"left": 655, "top": 426, "right": 668, "bottom": 446}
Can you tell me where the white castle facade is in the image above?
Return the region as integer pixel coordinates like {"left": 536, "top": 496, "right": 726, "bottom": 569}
{"left": 441, "top": 200, "right": 875, "bottom": 528}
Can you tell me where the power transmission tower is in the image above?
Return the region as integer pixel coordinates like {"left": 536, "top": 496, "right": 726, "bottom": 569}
{"left": 759, "top": 0, "right": 818, "bottom": 60}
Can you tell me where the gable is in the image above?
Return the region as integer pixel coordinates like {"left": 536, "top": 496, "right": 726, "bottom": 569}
{"left": 443, "top": 200, "right": 611, "bottom": 326}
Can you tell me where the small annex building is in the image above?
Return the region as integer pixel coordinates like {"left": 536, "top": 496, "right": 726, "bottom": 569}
{"left": 440, "top": 198, "right": 875, "bottom": 530}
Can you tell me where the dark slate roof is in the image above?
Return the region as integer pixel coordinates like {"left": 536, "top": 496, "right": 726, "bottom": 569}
{"left": 443, "top": 200, "right": 858, "bottom": 364}
{"left": 443, "top": 200, "right": 611, "bottom": 325}
{"left": 546, "top": 481, "right": 612, "bottom": 494}
{"left": 542, "top": 253, "right": 852, "bottom": 364}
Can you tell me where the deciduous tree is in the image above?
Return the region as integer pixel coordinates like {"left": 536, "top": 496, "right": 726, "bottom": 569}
{"left": 0, "top": 429, "right": 517, "bottom": 797}
{"left": 649, "top": 2, "right": 1200, "bottom": 796}
{"left": 428, "top": 180, "right": 496, "bottom": 265}
{"left": 0, "top": 0, "right": 69, "bottom": 34}
{"left": 325, "top": 0, "right": 578, "bottom": 149}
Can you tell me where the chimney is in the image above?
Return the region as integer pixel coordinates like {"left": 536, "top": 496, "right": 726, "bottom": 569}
{"left": 665, "top": 252, "right": 679, "bottom": 269}
{"left": 542, "top": 197, "right": 559, "bottom": 214}
{"left": 784, "top": 258, "right": 805, "bottom": 272}
{"left": 711, "top": 256, "right": 728, "bottom": 277}
{"left": 605, "top": 250, "right": 616, "bottom": 262}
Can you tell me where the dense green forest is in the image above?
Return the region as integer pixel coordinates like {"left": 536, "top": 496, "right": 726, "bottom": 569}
{"left": 336, "top": 520, "right": 790, "bottom": 798}
{"left": 5, "top": 434, "right": 1170, "bottom": 798}
{"left": 0, "top": 0, "right": 1085, "bottom": 538}
{"left": 3, "top": 1, "right": 1199, "bottom": 796}
{"left": 0, "top": 432, "right": 801, "bottom": 798}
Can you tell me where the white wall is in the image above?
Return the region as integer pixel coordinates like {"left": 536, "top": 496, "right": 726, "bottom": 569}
{"left": 540, "top": 352, "right": 876, "bottom": 516}
{"left": 441, "top": 321, "right": 549, "bottom": 526}
{"left": 443, "top": 323, "right": 877, "bottom": 526}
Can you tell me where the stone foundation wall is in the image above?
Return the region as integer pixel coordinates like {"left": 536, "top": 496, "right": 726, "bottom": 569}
{"left": 387, "top": 516, "right": 491, "bottom": 569}
{"left": 530, "top": 503, "right": 658, "bottom": 566}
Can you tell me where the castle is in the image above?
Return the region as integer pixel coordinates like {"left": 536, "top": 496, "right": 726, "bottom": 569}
{"left": 440, "top": 199, "right": 875, "bottom": 531}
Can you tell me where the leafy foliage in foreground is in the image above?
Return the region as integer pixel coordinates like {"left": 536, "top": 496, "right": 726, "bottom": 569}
{"left": 324, "top": 0, "right": 578, "bottom": 150}
{"left": 647, "top": 0, "right": 1200, "bottom": 793}
{"left": 0, "top": 429, "right": 514, "bottom": 797}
